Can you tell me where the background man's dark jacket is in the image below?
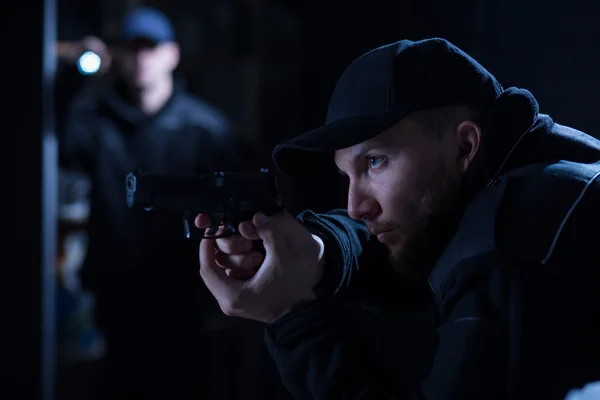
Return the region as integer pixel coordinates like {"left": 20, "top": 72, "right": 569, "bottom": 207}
{"left": 59, "top": 78, "right": 240, "bottom": 398}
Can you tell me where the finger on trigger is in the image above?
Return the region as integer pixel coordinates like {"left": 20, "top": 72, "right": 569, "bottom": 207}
{"left": 238, "top": 220, "right": 260, "bottom": 240}
{"left": 204, "top": 223, "right": 226, "bottom": 238}
{"left": 195, "top": 213, "right": 211, "bottom": 229}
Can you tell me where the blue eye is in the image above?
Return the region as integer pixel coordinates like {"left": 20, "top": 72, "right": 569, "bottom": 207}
{"left": 367, "top": 156, "right": 385, "bottom": 169}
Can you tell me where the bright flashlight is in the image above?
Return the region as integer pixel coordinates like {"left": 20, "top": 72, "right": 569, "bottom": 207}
{"left": 77, "top": 51, "right": 101, "bottom": 75}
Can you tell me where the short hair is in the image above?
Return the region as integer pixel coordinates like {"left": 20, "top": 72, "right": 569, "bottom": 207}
{"left": 411, "top": 105, "right": 485, "bottom": 139}
{"left": 411, "top": 105, "right": 491, "bottom": 183}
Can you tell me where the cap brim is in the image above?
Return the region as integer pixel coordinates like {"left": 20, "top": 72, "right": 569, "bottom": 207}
{"left": 273, "top": 111, "right": 407, "bottom": 178}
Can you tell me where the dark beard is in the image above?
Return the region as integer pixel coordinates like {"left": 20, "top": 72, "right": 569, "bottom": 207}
{"left": 388, "top": 165, "right": 462, "bottom": 280}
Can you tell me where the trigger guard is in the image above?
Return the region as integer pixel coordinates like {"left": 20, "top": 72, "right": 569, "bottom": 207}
{"left": 205, "top": 214, "right": 237, "bottom": 238}
{"left": 206, "top": 224, "right": 219, "bottom": 236}
{"left": 221, "top": 219, "right": 238, "bottom": 236}
{"left": 205, "top": 214, "right": 222, "bottom": 236}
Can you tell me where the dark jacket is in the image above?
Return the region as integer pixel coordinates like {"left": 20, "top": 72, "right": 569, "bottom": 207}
{"left": 264, "top": 89, "right": 600, "bottom": 400}
{"left": 60, "top": 78, "right": 239, "bottom": 291}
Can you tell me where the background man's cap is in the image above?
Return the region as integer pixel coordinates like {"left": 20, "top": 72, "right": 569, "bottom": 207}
{"left": 272, "top": 38, "right": 504, "bottom": 178}
{"left": 120, "top": 7, "right": 175, "bottom": 44}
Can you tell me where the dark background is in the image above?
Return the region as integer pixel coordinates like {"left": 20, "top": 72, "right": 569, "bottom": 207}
{"left": 5, "top": 0, "right": 599, "bottom": 399}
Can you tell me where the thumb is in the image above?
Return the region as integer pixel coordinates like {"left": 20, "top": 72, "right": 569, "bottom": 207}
{"left": 252, "top": 211, "right": 294, "bottom": 255}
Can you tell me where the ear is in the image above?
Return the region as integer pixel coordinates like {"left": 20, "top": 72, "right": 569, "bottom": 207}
{"left": 167, "top": 42, "right": 180, "bottom": 70}
{"left": 454, "top": 120, "right": 482, "bottom": 173}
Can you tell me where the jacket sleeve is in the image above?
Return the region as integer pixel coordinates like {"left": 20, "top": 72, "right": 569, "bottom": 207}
{"left": 263, "top": 210, "right": 445, "bottom": 400}
{"left": 264, "top": 297, "right": 437, "bottom": 400}
{"left": 296, "top": 209, "right": 403, "bottom": 302}
{"left": 264, "top": 266, "right": 508, "bottom": 400}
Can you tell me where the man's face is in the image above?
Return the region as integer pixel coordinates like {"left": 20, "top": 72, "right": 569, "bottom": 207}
{"left": 117, "top": 38, "right": 179, "bottom": 89}
{"left": 334, "top": 113, "right": 479, "bottom": 278}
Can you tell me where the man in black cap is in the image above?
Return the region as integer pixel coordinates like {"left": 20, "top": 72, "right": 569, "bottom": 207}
{"left": 59, "top": 6, "right": 240, "bottom": 400}
{"left": 195, "top": 38, "right": 600, "bottom": 399}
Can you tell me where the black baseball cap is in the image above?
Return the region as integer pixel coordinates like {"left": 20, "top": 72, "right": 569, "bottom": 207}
{"left": 272, "top": 38, "right": 504, "bottom": 178}
{"left": 120, "top": 7, "right": 175, "bottom": 44}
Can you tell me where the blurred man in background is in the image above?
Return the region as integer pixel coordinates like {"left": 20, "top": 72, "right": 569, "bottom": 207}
{"left": 59, "top": 6, "right": 240, "bottom": 400}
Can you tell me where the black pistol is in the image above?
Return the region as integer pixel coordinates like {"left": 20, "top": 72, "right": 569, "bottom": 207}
{"left": 125, "top": 169, "right": 283, "bottom": 239}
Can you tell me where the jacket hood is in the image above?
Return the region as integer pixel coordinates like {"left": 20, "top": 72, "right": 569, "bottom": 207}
{"left": 481, "top": 87, "right": 600, "bottom": 183}
{"left": 425, "top": 88, "right": 600, "bottom": 268}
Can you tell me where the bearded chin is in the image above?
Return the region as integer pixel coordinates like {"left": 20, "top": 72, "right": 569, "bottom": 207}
{"left": 387, "top": 240, "right": 432, "bottom": 281}
{"left": 387, "top": 166, "right": 462, "bottom": 281}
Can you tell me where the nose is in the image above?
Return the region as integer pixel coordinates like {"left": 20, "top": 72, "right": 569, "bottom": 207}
{"left": 347, "top": 182, "right": 379, "bottom": 221}
{"left": 135, "top": 49, "right": 152, "bottom": 61}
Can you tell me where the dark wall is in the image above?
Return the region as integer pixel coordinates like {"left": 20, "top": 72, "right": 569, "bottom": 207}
{"left": 283, "top": 0, "right": 599, "bottom": 137}
{"left": 471, "top": 0, "right": 599, "bottom": 135}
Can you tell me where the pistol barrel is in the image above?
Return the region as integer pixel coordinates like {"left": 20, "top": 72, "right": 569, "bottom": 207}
{"left": 125, "top": 171, "right": 279, "bottom": 215}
